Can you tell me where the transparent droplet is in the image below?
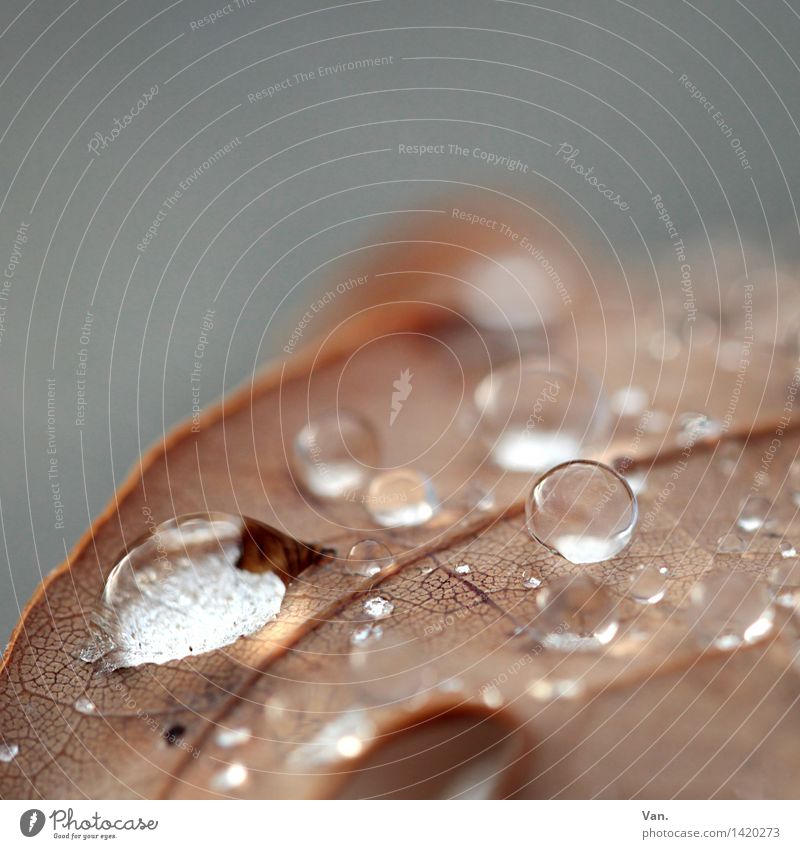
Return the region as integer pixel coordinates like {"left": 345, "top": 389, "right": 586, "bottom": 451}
{"left": 351, "top": 622, "right": 383, "bottom": 645}
{"left": 767, "top": 558, "right": 800, "bottom": 608}
{"left": 74, "top": 695, "right": 97, "bottom": 715}
{"left": 365, "top": 469, "right": 439, "bottom": 527}
{"left": 292, "top": 409, "right": 379, "bottom": 499}
{"left": 525, "top": 461, "right": 637, "bottom": 565}
{"left": 418, "top": 564, "right": 435, "bottom": 576}
{"left": 677, "top": 412, "right": 722, "bottom": 447}
{"left": 211, "top": 762, "right": 248, "bottom": 792}
{"left": 688, "top": 572, "right": 774, "bottom": 650}
{"left": 0, "top": 741, "right": 19, "bottom": 763}
{"left": 737, "top": 495, "right": 773, "bottom": 533}
{"left": 627, "top": 564, "right": 668, "bottom": 605}
{"left": 522, "top": 569, "right": 542, "bottom": 589}
{"left": 345, "top": 539, "right": 393, "bottom": 578}
{"left": 528, "top": 575, "right": 619, "bottom": 651}
{"left": 610, "top": 385, "right": 649, "bottom": 417}
{"left": 474, "top": 358, "right": 610, "bottom": 473}
{"left": 363, "top": 596, "right": 394, "bottom": 619}
{"left": 78, "top": 513, "right": 328, "bottom": 671}
{"left": 454, "top": 563, "right": 471, "bottom": 575}
{"left": 717, "top": 532, "right": 745, "bottom": 553}
{"left": 215, "top": 727, "right": 251, "bottom": 748}
{"left": 779, "top": 540, "right": 797, "bottom": 559}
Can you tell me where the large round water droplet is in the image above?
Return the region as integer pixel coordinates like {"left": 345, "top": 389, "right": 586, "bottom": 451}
{"left": 528, "top": 575, "right": 619, "bottom": 651}
{"left": 79, "top": 513, "right": 329, "bottom": 671}
{"left": 365, "top": 469, "right": 439, "bottom": 527}
{"left": 292, "top": 409, "right": 379, "bottom": 499}
{"left": 688, "top": 572, "right": 774, "bottom": 650}
{"left": 345, "top": 539, "right": 394, "bottom": 577}
{"left": 525, "top": 460, "right": 638, "bottom": 564}
{"left": 474, "top": 358, "right": 610, "bottom": 473}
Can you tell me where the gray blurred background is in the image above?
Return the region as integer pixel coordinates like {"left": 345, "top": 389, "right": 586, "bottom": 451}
{"left": 1, "top": 0, "right": 799, "bottom": 641}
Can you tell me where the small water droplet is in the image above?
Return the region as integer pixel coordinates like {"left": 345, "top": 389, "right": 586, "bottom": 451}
{"left": 363, "top": 596, "right": 394, "bottom": 619}
{"left": 454, "top": 563, "right": 471, "bottom": 575}
{"left": 528, "top": 676, "right": 585, "bottom": 701}
{"left": 351, "top": 622, "right": 383, "bottom": 645}
{"left": 211, "top": 762, "right": 248, "bottom": 791}
{"left": 737, "top": 495, "right": 773, "bottom": 533}
{"left": 215, "top": 727, "right": 251, "bottom": 748}
{"left": 688, "top": 572, "right": 774, "bottom": 650}
{"left": 627, "top": 564, "right": 668, "bottom": 605}
{"left": 717, "top": 532, "right": 745, "bottom": 553}
{"left": 0, "top": 741, "right": 19, "bottom": 763}
{"left": 418, "top": 565, "right": 435, "bottom": 576}
{"left": 525, "top": 460, "right": 637, "bottom": 565}
{"left": 79, "top": 513, "right": 327, "bottom": 671}
{"left": 480, "top": 684, "right": 503, "bottom": 709}
{"left": 528, "top": 575, "right": 619, "bottom": 651}
{"left": 767, "top": 558, "right": 800, "bottom": 608}
{"left": 779, "top": 540, "right": 797, "bottom": 559}
{"left": 610, "top": 385, "right": 649, "bottom": 417}
{"left": 292, "top": 409, "right": 379, "bottom": 499}
{"left": 522, "top": 570, "right": 542, "bottom": 589}
{"left": 677, "top": 412, "right": 722, "bottom": 447}
{"left": 74, "top": 695, "right": 97, "bottom": 715}
{"left": 365, "top": 469, "right": 439, "bottom": 527}
{"left": 345, "top": 539, "right": 393, "bottom": 578}
{"left": 474, "top": 358, "right": 610, "bottom": 473}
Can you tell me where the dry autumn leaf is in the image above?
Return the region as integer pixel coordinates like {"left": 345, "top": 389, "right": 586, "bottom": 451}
{"left": 2, "top": 208, "right": 800, "bottom": 800}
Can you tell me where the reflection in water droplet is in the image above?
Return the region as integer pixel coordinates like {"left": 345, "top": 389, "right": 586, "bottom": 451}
{"left": 627, "top": 564, "right": 668, "bottom": 605}
{"left": 528, "top": 575, "right": 619, "bottom": 651}
{"left": 211, "top": 762, "right": 248, "bottom": 792}
{"left": 365, "top": 469, "right": 439, "bottom": 527}
{"left": 688, "top": 572, "right": 774, "bottom": 650}
{"left": 474, "top": 358, "right": 610, "bottom": 473}
{"left": 610, "top": 386, "right": 649, "bottom": 418}
{"left": 292, "top": 409, "right": 379, "bottom": 499}
{"left": 677, "top": 412, "right": 722, "bottom": 447}
{"left": 454, "top": 563, "right": 471, "bottom": 575}
{"left": 737, "top": 495, "right": 773, "bottom": 533}
{"left": 79, "top": 513, "right": 327, "bottom": 671}
{"left": 717, "top": 533, "right": 745, "bottom": 553}
{"left": 363, "top": 596, "right": 394, "bottom": 619}
{"left": 779, "top": 540, "right": 797, "bottom": 559}
{"left": 345, "top": 539, "right": 393, "bottom": 578}
{"left": 0, "top": 741, "right": 19, "bottom": 762}
{"left": 525, "top": 461, "right": 637, "bottom": 565}
{"left": 74, "top": 696, "right": 97, "bottom": 715}
{"left": 215, "top": 727, "right": 251, "bottom": 748}
{"left": 522, "top": 570, "right": 542, "bottom": 589}
{"left": 351, "top": 622, "right": 384, "bottom": 645}
{"left": 768, "top": 558, "right": 800, "bottom": 608}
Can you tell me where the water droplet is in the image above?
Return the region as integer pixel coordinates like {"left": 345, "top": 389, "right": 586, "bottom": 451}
{"left": 345, "top": 539, "right": 393, "bottom": 578}
{"left": 0, "top": 741, "right": 19, "bottom": 763}
{"left": 627, "top": 564, "right": 668, "bottom": 605}
{"left": 351, "top": 622, "right": 383, "bottom": 645}
{"left": 522, "top": 569, "right": 542, "bottom": 589}
{"left": 365, "top": 469, "right": 439, "bottom": 527}
{"left": 528, "top": 575, "right": 619, "bottom": 651}
{"left": 528, "top": 676, "right": 585, "bottom": 701}
{"left": 289, "top": 711, "right": 374, "bottom": 767}
{"left": 215, "top": 727, "right": 251, "bottom": 748}
{"left": 610, "top": 385, "right": 649, "bottom": 417}
{"left": 474, "top": 358, "right": 610, "bottom": 473}
{"left": 767, "top": 558, "right": 800, "bottom": 608}
{"left": 79, "top": 513, "right": 329, "bottom": 671}
{"left": 779, "top": 540, "right": 797, "bottom": 559}
{"left": 717, "top": 532, "right": 745, "bottom": 553}
{"left": 454, "top": 563, "right": 471, "bottom": 575}
{"left": 418, "top": 565, "right": 435, "bottom": 576}
{"left": 737, "top": 495, "right": 773, "bottom": 533}
{"left": 363, "top": 596, "right": 394, "bottom": 619}
{"left": 74, "top": 695, "right": 97, "bottom": 715}
{"left": 716, "top": 441, "right": 742, "bottom": 475}
{"left": 211, "top": 762, "right": 248, "bottom": 791}
{"left": 688, "top": 572, "right": 774, "bottom": 650}
{"left": 677, "top": 412, "right": 722, "bottom": 447}
{"left": 525, "top": 460, "right": 637, "bottom": 565}
{"left": 480, "top": 684, "right": 503, "bottom": 709}
{"left": 292, "top": 409, "right": 379, "bottom": 499}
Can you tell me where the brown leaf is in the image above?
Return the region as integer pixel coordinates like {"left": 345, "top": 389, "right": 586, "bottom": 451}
{"left": 2, "top": 208, "right": 800, "bottom": 799}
